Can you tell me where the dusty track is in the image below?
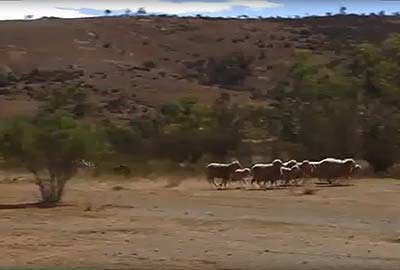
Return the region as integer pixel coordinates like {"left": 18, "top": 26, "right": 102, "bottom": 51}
{"left": 0, "top": 177, "right": 399, "bottom": 269}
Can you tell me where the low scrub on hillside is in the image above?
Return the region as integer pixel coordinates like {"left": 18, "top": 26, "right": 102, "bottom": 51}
{"left": 1, "top": 34, "right": 400, "bottom": 184}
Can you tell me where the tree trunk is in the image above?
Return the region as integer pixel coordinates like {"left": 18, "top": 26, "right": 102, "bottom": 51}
{"left": 31, "top": 166, "right": 74, "bottom": 204}
{"left": 35, "top": 176, "right": 67, "bottom": 203}
{"left": 56, "top": 177, "right": 68, "bottom": 202}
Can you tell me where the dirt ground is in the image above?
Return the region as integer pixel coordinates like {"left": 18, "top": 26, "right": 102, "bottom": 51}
{"left": 0, "top": 176, "right": 400, "bottom": 270}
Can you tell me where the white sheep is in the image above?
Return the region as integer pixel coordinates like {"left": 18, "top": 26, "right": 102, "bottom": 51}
{"left": 230, "top": 168, "right": 251, "bottom": 187}
{"left": 250, "top": 159, "right": 283, "bottom": 188}
{"left": 292, "top": 160, "right": 315, "bottom": 185}
{"left": 206, "top": 160, "right": 241, "bottom": 189}
{"left": 283, "top": 159, "right": 298, "bottom": 168}
{"left": 346, "top": 164, "right": 362, "bottom": 179}
{"left": 312, "top": 158, "right": 357, "bottom": 184}
{"left": 298, "top": 160, "right": 314, "bottom": 177}
{"left": 280, "top": 165, "right": 302, "bottom": 185}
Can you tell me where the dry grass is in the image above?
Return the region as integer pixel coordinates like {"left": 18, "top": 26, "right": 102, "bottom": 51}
{"left": 0, "top": 178, "right": 399, "bottom": 269}
{"left": 1, "top": 16, "right": 399, "bottom": 123}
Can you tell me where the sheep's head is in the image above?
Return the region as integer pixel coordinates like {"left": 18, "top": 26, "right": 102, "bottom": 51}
{"left": 352, "top": 164, "right": 362, "bottom": 175}
{"left": 343, "top": 158, "right": 356, "bottom": 171}
{"left": 291, "top": 165, "right": 302, "bottom": 178}
{"left": 299, "top": 160, "right": 313, "bottom": 177}
{"left": 272, "top": 159, "right": 283, "bottom": 168}
{"left": 230, "top": 160, "right": 241, "bottom": 170}
{"left": 237, "top": 168, "right": 251, "bottom": 177}
{"left": 285, "top": 160, "right": 298, "bottom": 168}
{"left": 291, "top": 165, "right": 301, "bottom": 172}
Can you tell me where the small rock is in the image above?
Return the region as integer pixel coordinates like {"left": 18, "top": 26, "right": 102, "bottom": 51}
{"left": 264, "top": 249, "right": 270, "bottom": 253}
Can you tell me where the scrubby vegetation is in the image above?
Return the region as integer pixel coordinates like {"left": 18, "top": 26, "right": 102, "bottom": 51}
{"left": 1, "top": 34, "right": 400, "bottom": 196}
{"left": 0, "top": 112, "right": 108, "bottom": 203}
{"left": 269, "top": 34, "right": 400, "bottom": 172}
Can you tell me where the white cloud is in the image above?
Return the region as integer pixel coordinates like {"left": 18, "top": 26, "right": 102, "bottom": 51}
{"left": 0, "top": 2, "right": 86, "bottom": 20}
{"left": 63, "top": 1, "right": 282, "bottom": 14}
{"left": 0, "top": 0, "right": 282, "bottom": 20}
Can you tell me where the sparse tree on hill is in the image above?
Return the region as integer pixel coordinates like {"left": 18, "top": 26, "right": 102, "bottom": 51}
{"left": 104, "top": 9, "right": 112, "bottom": 16}
{"left": 136, "top": 7, "right": 147, "bottom": 15}
{"left": 339, "top": 6, "right": 347, "bottom": 15}
{"left": 125, "top": 8, "right": 132, "bottom": 16}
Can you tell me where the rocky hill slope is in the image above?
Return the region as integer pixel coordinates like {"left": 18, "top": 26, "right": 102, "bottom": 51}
{"left": 1, "top": 15, "right": 399, "bottom": 122}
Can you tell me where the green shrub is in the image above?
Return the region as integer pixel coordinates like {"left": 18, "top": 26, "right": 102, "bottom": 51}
{"left": 0, "top": 112, "right": 109, "bottom": 203}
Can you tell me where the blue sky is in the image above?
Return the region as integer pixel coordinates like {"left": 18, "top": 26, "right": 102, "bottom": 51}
{"left": 0, "top": 0, "right": 399, "bottom": 20}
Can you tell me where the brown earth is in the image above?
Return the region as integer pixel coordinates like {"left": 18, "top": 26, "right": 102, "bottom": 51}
{"left": 0, "top": 175, "right": 399, "bottom": 270}
{"left": 1, "top": 15, "right": 400, "bottom": 122}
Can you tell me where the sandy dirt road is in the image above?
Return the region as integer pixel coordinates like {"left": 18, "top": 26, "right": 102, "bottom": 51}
{"left": 0, "top": 177, "right": 399, "bottom": 270}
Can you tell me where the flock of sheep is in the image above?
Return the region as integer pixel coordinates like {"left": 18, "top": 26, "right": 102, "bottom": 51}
{"left": 206, "top": 158, "right": 362, "bottom": 189}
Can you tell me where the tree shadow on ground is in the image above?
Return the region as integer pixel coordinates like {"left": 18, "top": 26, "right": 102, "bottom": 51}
{"left": 0, "top": 202, "right": 73, "bottom": 210}
{"left": 315, "top": 183, "right": 354, "bottom": 187}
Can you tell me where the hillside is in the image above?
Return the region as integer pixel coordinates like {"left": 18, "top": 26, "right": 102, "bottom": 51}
{"left": 1, "top": 15, "right": 400, "bottom": 122}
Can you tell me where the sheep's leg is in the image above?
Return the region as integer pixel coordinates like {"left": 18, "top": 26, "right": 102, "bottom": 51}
{"left": 246, "top": 179, "right": 252, "bottom": 189}
{"left": 252, "top": 178, "right": 261, "bottom": 189}
{"left": 250, "top": 178, "right": 258, "bottom": 189}
{"left": 334, "top": 178, "right": 342, "bottom": 185}
{"left": 294, "top": 178, "right": 301, "bottom": 186}
{"left": 208, "top": 177, "right": 220, "bottom": 189}
{"left": 221, "top": 178, "right": 229, "bottom": 189}
{"left": 261, "top": 180, "right": 266, "bottom": 189}
{"left": 263, "top": 180, "right": 270, "bottom": 190}
{"left": 217, "top": 179, "right": 225, "bottom": 189}
{"left": 259, "top": 180, "right": 265, "bottom": 189}
{"left": 273, "top": 180, "right": 278, "bottom": 187}
{"left": 240, "top": 179, "right": 248, "bottom": 188}
{"left": 297, "top": 178, "right": 304, "bottom": 186}
{"left": 270, "top": 180, "right": 276, "bottom": 189}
